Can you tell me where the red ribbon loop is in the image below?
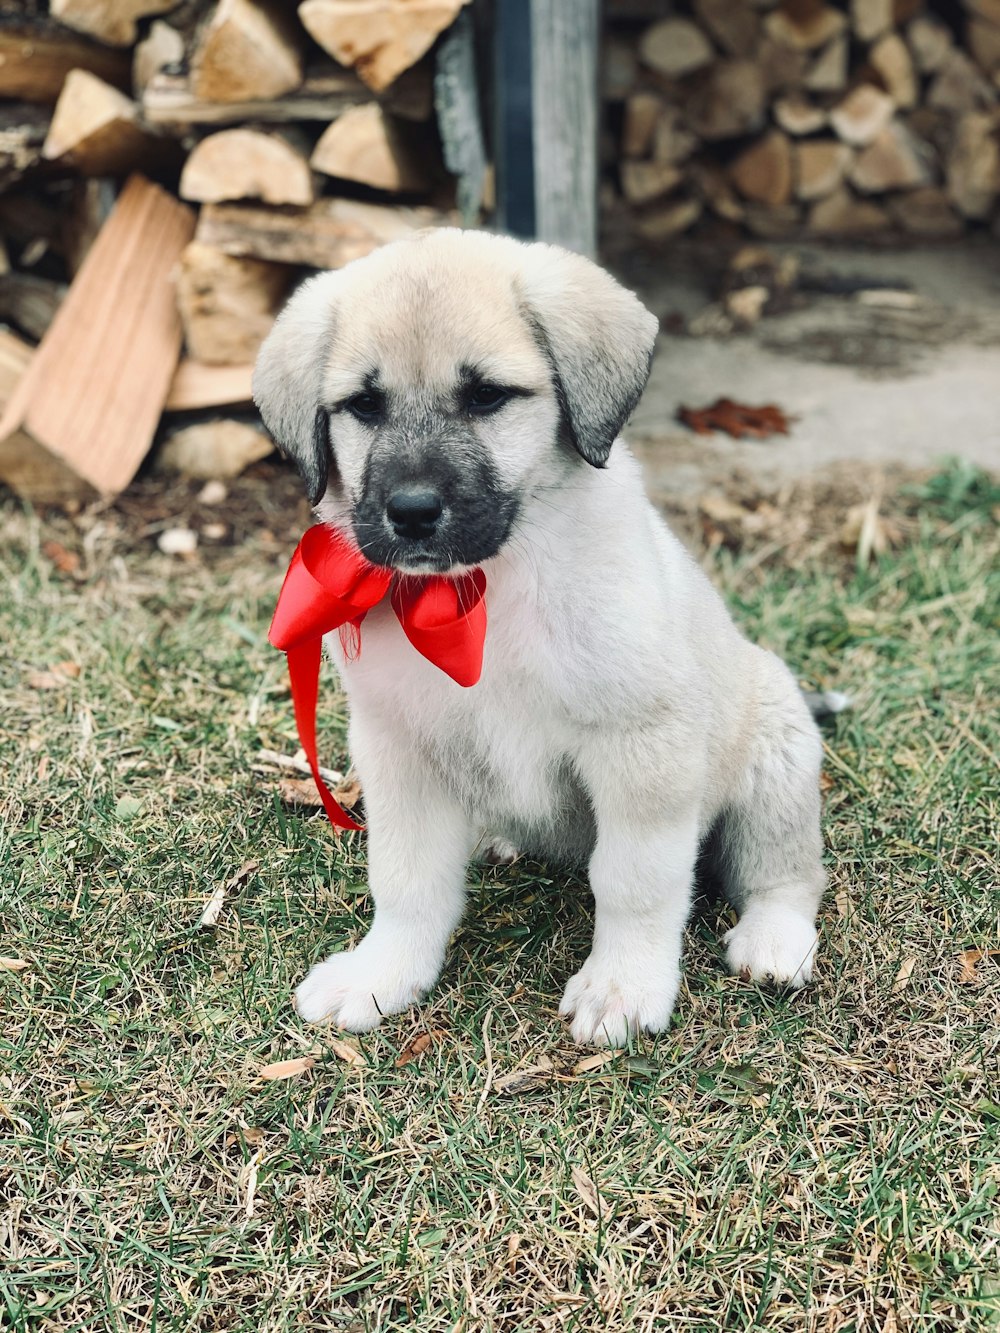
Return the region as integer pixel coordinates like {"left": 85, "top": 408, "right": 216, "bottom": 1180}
{"left": 269, "top": 526, "right": 487, "bottom": 830}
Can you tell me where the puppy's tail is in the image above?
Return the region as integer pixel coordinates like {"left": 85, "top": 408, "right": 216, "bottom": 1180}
{"left": 801, "top": 689, "right": 852, "bottom": 719}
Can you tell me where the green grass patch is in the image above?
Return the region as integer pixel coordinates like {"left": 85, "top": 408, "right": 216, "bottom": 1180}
{"left": 1, "top": 463, "right": 998, "bottom": 1331}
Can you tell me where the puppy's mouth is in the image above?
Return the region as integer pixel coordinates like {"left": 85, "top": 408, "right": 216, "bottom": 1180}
{"left": 351, "top": 503, "right": 519, "bottom": 575}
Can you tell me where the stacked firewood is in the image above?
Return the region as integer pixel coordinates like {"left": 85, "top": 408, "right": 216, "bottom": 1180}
{"left": 605, "top": 0, "right": 1000, "bottom": 241}
{"left": 0, "top": 0, "right": 463, "bottom": 501}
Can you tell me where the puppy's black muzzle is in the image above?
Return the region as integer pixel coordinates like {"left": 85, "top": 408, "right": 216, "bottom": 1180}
{"left": 386, "top": 487, "right": 443, "bottom": 540}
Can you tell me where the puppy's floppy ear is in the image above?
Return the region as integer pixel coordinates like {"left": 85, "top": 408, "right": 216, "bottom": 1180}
{"left": 252, "top": 271, "right": 341, "bottom": 504}
{"left": 518, "top": 245, "right": 659, "bottom": 468}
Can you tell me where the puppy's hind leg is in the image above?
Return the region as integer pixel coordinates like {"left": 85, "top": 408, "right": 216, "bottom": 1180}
{"left": 720, "top": 661, "right": 826, "bottom": 989}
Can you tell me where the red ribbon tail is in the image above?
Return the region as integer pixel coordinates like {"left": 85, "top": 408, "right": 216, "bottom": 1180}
{"left": 285, "top": 640, "right": 363, "bottom": 833}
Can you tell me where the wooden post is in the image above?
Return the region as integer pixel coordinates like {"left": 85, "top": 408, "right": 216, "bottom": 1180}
{"left": 494, "top": 0, "right": 600, "bottom": 256}
{"left": 530, "top": 0, "right": 599, "bottom": 256}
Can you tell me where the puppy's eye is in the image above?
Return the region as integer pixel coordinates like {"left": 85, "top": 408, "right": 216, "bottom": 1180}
{"left": 467, "top": 384, "right": 509, "bottom": 415}
{"left": 346, "top": 392, "right": 383, "bottom": 423}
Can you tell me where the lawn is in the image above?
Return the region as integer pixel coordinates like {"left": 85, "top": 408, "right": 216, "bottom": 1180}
{"left": 1, "top": 459, "right": 998, "bottom": 1332}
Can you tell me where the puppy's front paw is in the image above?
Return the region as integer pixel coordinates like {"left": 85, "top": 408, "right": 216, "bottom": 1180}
{"left": 294, "top": 939, "right": 437, "bottom": 1029}
{"left": 559, "top": 955, "right": 679, "bottom": 1047}
{"left": 724, "top": 903, "right": 818, "bottom": 989}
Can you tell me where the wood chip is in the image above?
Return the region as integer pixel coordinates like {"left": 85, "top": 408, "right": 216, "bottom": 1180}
{"left": 572, "top": 1050, "right": 623, "bottom": 1075}
{"left": 258, "top": 1055, "right": 316, "bottom": 1080}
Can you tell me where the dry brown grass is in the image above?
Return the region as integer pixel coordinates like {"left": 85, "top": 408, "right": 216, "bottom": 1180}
{"left": 2, "top": 460, "right": 998, "bottom": 1332}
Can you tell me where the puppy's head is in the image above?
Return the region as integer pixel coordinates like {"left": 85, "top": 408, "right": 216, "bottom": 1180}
{"left": 253, "top": 230, "right": 657, "bottom": 573}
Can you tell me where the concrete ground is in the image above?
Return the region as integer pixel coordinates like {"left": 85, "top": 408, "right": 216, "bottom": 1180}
{"left": 610, "top": 238, "right": 1000, "bottom": 502}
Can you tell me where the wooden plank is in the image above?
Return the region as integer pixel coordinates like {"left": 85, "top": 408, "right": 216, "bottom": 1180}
{"left": 530, "top": 0, "right": 599, "bottom": 257}
{"left": 195, "top": 197, "right": 443, "bottom": 268}
{"left": 0, "top": 329, "right": 32, "bottom": 411}
{"left": 165, "top": 360, "right": 254, "bottom": 412}
{"left": 0, "top": 175, "right": 195, "bottom": 501}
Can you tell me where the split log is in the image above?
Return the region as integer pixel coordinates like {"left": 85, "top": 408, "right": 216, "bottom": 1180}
{"left": 633, "top": 196, "right": 702, "bottom": 240}
{"left": 133, "top": 21, "right": 186, "bottom": 95}
{"left": 49, "top": 0, "right": 178, "bottom": 47}
{"left": 143, "top": 66, "right": 369, "bottom": 127}
{"left": 927, "top": 50, "right": 996, "bottom": 114}
{"left": 848, "top": 120, "right": 933, "bottom": 192}
{"left": 687, "top": 60, "right": 767, "bottom": 141}
{"left": 0, "top": 330, "right": 32, "bottom": 412}
{"left": 165, "top": 360, "right": 254, "bottom": 411}
{"left": 830, "top": 84, "right": 895, "bottom": 145}
{"left": 946, "top": 111, "right": 1000, "bottom": 218}
{"left": 158, "top": 419, "right": 273, "bottom": 478}
{"left": 0, "top": 273, "right": 68, "bottom": 342}
{"left": 298, "top": 0, "right": 468, "bottom": 93}
{"left": 807, "top": 185, "right": 891, "bottom": 235}
{"left": 175, "top": 242, "right": 293, "bottom": 364}
{"left": 693, "top": 0, "right": 759, "bottom": 58}
{"left": 969, "top": 20, "right": 1000, "bottom": 78}
{"left": 190, "top": 0, "right": 305, "bottom": 103}
{"left": 180, "top": 128, "right": 315, "bottom": 205}
{"left": 906, "top": 16, "right": 953, "bottom": 74}
{"left": 763, "top": 5, "right": 846, "bottom": 51}
{"left": 0, "top": 176, "right": 195, "bottom": 502}
{"left": 870, "top": 33, "right": 918, "bottom": 108}
{"left": 0, "top": 25, "right": 130, "bottom": 103}
{"left": 638, "top": 19, "right": 713, "bottom": 78}
{"left": 602, "top": 36, "right": 638, "bottom": 101}
{"left": 885, "top": 186, "right": 963, "bottom": 236}
{"left": 774, "top": 95, "right": 827, "bottom": 136}
{"left": 966, "top": 0, "right": 1000, "bottom": 25}
{"left": 42, "top": 71, "right": 167, "bottom": 177}
{"left": 620, "top": 159, "right": 683, "bottom": 205}
{"left": 851, "top": 0, "right": 892, "bottom": 42}
{"left": 621, "top": 93, "right": 662, "bottom": 158}
{"left": 805, "top": 35, "right": 849, "bottom": 92}
{"left": 729, "top": 130, "right": 792, "bottom": 207}
{"left": 652, "top": 106, "right": 698, "bottom": 165}
{"left": 195, "top": 197, "right": 442, "bottom": 268}
{"left": 794, "top": 139, "right": 852, "bottom": 201}
{"left": 310, "top": 104, "right": 428, "bottom": 192}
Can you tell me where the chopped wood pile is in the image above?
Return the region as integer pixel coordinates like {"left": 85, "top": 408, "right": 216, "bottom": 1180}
{"left": 0, "top": 0, "right": 463, "bottom": 501}
{"left": 605, "top": 0, "right": 1000, "bottom": 242}
{"left": 0, "top": 1, "right": 998, "bottom": 501}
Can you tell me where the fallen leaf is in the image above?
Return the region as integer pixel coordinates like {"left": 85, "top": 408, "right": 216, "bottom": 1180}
{"left": 678, "top": 398, "right": 793, "bottom": 440}
{"left": 329, "top": 1037, "right": 367, "bottom": 1067}
{"left": 571, "top": 1165, "right": 602, "bottom": 1217}
{"left": 957, "top": 948, "right": 1000, "bottom": 985}
{"left": 699, "top": 494, "right": 748, "bottom": 525}
{"left": 0, "top": 958, "right": 30, "bottom": 972}
{"left": 493, "top": 1058, "right": 555, "bottom": 1096}
{"left": 258, "top": 1056, "right": 315, "bottom": 1081}
{"left": 41, "top": 540, "right": 81, "bottom": 575}
{"left": 892, "top": 957, "right": 917, "bottom": 993}
{"left": 835, "top": 889, "right": 852, "bottom": 919}
{"left": 395, "top": 1027, "right": 448, "bottom": 1068}
{"left": 53, "top": 660, "right": 81, "bottom": 678}
{"left": 199, "top": 859, "right": 258, "bottom": 928}
{"left": 275, "top": 777, "right": 324, "bottom": 807}
{"left": 225, "top": 1126, "right": 265, "bottom": 1147}
{"left": 27, "top": 671, "right": 70, "bottom": 690}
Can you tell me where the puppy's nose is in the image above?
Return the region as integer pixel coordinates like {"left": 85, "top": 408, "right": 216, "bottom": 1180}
{"left": 386, "top": 487, "right": 443, "bottom": 539}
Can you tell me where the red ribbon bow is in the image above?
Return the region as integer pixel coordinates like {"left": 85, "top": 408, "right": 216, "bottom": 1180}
{"left": 268, "top": 525, "right": 487, "bottom": 830}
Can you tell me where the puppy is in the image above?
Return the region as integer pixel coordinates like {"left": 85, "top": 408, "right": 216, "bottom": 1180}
{"left": 253, "top": 229, "right": 825, "bottom": 1046}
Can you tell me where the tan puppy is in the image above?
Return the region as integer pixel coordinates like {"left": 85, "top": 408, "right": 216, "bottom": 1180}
{"left": 254, "top": 229, "right": 825, "bottom": 1046}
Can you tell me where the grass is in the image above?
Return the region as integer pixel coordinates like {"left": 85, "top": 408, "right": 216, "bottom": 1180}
{"left": 1, "top": 460, "right": 998, "bottom": 1332}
